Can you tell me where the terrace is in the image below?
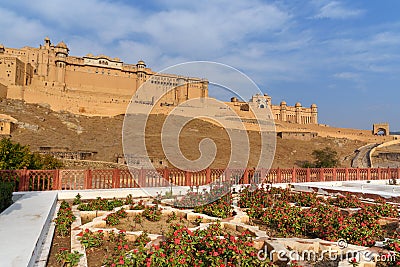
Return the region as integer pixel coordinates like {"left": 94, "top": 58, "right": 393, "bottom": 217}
{"left": 0, "top": 167, "right": 399, "bottom": 267}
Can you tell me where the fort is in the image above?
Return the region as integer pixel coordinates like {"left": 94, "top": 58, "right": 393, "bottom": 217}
{"left": 0, "top": 37, "right": 208, "bottom": 115}
{"left": 0, "top": 37, "right": 318, "bottom": 125}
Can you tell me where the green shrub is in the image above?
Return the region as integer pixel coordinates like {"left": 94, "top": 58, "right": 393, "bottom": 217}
{"left": 0, "top": 182, "right": 14, "bottom": 213}
{"left": 0, "top": 138, "right": 63, "bottom": 170}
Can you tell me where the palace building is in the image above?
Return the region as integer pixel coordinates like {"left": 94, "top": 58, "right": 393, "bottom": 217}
{"left": 230, "top": 93, "right": 318, "bottom": 124}
{"left": 0, "top": 37, "right": 208, "bottom": 115}
{"left": 0, "top": 37, "right": 317, "bottom": 124}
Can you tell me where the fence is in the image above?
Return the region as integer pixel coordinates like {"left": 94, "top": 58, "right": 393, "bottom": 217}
{"left": 1, "top": 167, "right": 399, "bottom": 192}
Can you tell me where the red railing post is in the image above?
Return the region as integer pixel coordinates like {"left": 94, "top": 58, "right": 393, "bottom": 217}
{"left": 377, "top": 167, "right": 381, "bottom": 180}
{"left": 367, "top": 168, "right": 371, "bottom": 180}
{"left": 112, "top": 169, "right": 120, "bottom": 188}
{"left": 345, "top": 167, "right": 349, "bottom": 181}
{"left": 139, "top": 168, "right": 145, "bottom": 187}
{"left": 332, "top": 168, "right": 337, "bottom": 181}
{"left": 291, "top": 167, "right": 296, "bottom": 183}
{"left": 206, "top": 168, "right": 211, "bottom": 184}
{"left": 397, "top": 167, "right": 400, "bottom": 180}
{"left": 185, "top": 171, "right": 192, "bottom": 187}
{"left": 53, "top": 169, "right": 61, "bottom": 190}
{"left": 356, "top": 167, "right": 360, "bottom": 180}
{"left": 163, "top": 167, "right": 169, "bottom": 186}
{"left": 84, "top": 169, "right": 92, "bottom": 189}
{"left": 319, "top": 168, "right": 324, "bottom": 182}
{"left": 260, "top": 168, "right": 266, "bottom": 184}
{"left": 306, "top": 168, "right": 311, "bottom": 182}
{"left": 225, "top": 168, "right": 231, "bottom": 185}
{"left": 277, "top": 168, "right": 282, "bottom": 183}
{"left": 18, "top": 167, "right": 29, "bottom": 191}
{"left": 243, "top": 168, "right": 249, "bottom": 184}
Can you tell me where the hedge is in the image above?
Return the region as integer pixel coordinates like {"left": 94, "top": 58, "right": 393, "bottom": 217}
{"left": 0, "top": 182, "right": 14, "bottom": 213}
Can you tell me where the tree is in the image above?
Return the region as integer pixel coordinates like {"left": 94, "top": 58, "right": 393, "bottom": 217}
{"left": 300, "top": 147, "right": 339, "bottom": 168}
{"left": 0, "top": 138, "right": 63, "bottom": 170}
{"left": 312, "top": 147, "right": 339, "bottom": 168}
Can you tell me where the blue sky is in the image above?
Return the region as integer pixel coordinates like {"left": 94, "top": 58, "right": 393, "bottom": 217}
{"left": 1, "top": 0, "right": 400, "bottom": 130}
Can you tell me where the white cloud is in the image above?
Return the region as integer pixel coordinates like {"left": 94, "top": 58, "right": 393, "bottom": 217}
{"left": 334, "top": 72, "right": 359, "bottom": 80}
{"left": 0, "top": 7, "right": 48, "bottom": 47}
{"left": 314, "top": 1, "right": 364, "bottom": 20}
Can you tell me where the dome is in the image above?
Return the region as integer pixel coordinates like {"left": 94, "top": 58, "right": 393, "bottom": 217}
{"left": 137, "top": 60, "right": 146, "bottom": 65}
{"left": 295, "top": 102, "right": 302, "bottom": 107}
{"left": 311, "top": 103, "right": 317, "bottom": 108}
{"left": 280, "top": 101, "right": 287, "bottom": 106}
{"left": 56, "top": 41, "right": 68, "bottom": 49}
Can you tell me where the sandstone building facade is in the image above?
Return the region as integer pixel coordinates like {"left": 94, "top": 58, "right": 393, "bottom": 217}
{"left": 0, "top": 37, "right": 317, "bottom": 125}
{"left": 0, "top": 114, "right": 17, "bottom": 136}
{"left": 0, "top": 37, "right": 208, "bottom": 115}
{"left": 231, "top": 93, "right": 318, "bottom": 124}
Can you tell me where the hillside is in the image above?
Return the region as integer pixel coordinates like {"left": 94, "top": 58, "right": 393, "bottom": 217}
{"left": 0, "top": 99, "right": 365, "bottom": 169}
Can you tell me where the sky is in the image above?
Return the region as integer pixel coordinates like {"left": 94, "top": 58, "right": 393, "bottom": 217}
{"left": 1, "top": 0, "right": 400, "bottom": 130}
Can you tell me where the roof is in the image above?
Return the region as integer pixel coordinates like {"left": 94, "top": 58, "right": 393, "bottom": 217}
{"left": 0, "top": 114, "right": 17, "bottom": 123}
{"left": 56, "top": 41, "right": 68, "bottom": 49}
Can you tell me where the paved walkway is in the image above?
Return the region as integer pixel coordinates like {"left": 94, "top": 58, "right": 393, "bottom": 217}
{"left": 352, "top": 143, "right": 379, "bottom": 168}
{"left": 0, "top": 191, "right": 57, "bottom": 267}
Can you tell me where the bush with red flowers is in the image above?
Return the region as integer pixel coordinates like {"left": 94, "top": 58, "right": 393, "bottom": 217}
{"left": 240, "top": 185, "right": 397, "bottom": 246}
{"left": 104, "top": 208, "right": 128, "bottom": 226}
{"left": 193, "top": 193, "right": 233, "bottom": 219}
{"left": 102, "top": 222, "right": 276, "bottom": 267}
{"left": 54, "top": 201, "right": 76, "bottom": 237}
{"left": 78, "top": 229, "right": 104, "bottom": 249}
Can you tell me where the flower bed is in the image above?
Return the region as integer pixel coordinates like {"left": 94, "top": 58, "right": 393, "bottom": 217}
{"left": 102, "top": 209, "right": 199, "bottom": 235}
{"left": 47, "top": 188, "right": 400, "bottom": 267}
{"left": 48, "top": 201, "right": 82, "bottom": 267}
{"left": 240, "top": 186, "right": 399, "bottom": 247}
{"left": 84, "top": 223, "right": 274, "bottom": 267}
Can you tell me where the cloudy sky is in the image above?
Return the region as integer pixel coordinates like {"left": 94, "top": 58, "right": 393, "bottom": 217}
{"left": 1, "top": 0, "right": 400, "bottom": 130}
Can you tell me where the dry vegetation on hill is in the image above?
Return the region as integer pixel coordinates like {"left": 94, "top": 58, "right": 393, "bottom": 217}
{"left": 1, "top": 99, "right": 365, "bottom": 169}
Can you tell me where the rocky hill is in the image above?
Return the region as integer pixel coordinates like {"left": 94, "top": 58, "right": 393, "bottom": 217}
{"left": 0, "top": 99, "right": 366, "bottom": 169}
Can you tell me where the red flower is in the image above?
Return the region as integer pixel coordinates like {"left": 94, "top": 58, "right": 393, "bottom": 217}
{"left": 77, "top": 231, "right": 83, "bottom": 237}
{"left": 174, "top": 238, "right": 180, "bottom": 245}
{"left": 119, "top": 259, "right": 124, "bottom": 264}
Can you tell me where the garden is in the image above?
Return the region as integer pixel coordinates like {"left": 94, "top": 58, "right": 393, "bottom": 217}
{"left": 47, "top": 184, "right": 400, "bottom": 267}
